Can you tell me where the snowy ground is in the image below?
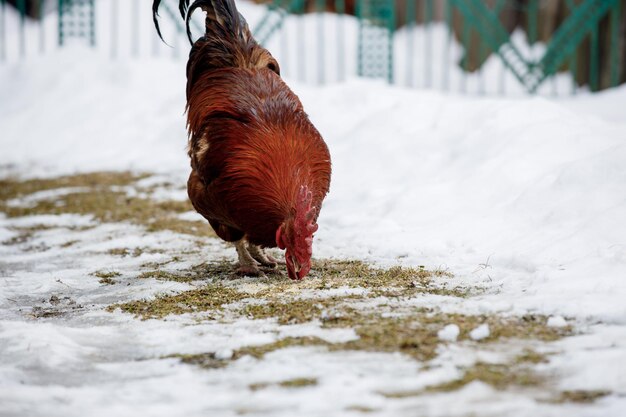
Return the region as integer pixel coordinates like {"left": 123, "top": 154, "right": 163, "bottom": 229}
{"left": 2, "top": 2, "right": 626, "bottom": 417}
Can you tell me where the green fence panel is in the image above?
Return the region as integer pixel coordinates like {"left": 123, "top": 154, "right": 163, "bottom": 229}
{"left": 357, "top": 0, "right": 394, "bottom": 83}
{"left": 539, "top": 0, "right": 620, "bottom": 91}
{"left": 59, "top": 0, "right": 96, "bottom": 47}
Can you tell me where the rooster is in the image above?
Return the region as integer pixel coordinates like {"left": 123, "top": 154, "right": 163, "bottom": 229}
{"left": 152, "top": 0, "right": 331, "bottom": 280}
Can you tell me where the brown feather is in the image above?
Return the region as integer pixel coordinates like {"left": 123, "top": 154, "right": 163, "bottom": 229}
{"left": 187, "top": 68, "right": 330, "bottom": 247}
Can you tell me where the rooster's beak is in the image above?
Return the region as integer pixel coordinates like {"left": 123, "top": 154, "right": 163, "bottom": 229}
{"left": 287, "top": 255, "right": 303, "bottom": 280}
{"left": 292, "top": 256, "right": 301, "bottom": 274}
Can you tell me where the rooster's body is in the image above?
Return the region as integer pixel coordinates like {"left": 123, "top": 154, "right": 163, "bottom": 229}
{"left": 153, "top": 0, "right": 331, "bottom": 279}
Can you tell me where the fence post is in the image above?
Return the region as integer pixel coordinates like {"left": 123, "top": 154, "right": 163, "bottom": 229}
{"left": 460, "top": 11, "right": 470, "bottom": 93}
{"left": 609, "top": 0, "right": 621, "bottom": 88}
{"left": 590, "top": 25, "right": 599, "bottom": 91}
{"left": 443, "top": 0, "right": 452, "bottom": 91}
{"left": 89, "top": 0, "right": 95, "bottom": 46}
{"left": 111, "top": 0, "right": 117, "bottom": 58}
{"left": 316, "top": 0, "right": 325, "bottom": 84}
{"left": 497, "top": 0, "right": 508, "bottom": 95}
{"left": 132, "top": 0, "right": 139, "bottom": 57}
{"left": 424, "top": 0, "right": 433, "bottom": 88}
{"left": 18, "top": 0, "right": 25, "bottom": 57}
{"left": 336, "top": 0, "right": 345, "bottom": 82}
{"left": 527, "top": 0, "right": 538, "bottom": 45}
{"left": 38, "top": 0, "right": 45, "bottom": 53}
{"left": 387, "top": 0, "right": 394, "bottom": 83}
{"left": 278, "top": 1, "right": 288, "bottom": 78}
{"left": 405, "top": 0, "right": 414, "bottom": 87}
{"left": 0, "top": 0, "right": 5, "bottom": 63}
{"left": 296, "top": 0, "right": 305, "bottom": 82}
{"left": 58, "top": 0, "right": 63, "bottom": 46}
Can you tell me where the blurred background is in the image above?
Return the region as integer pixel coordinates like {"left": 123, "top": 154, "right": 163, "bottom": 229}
{"left": 1, "top": 0, "right": 625, "bottom": 95}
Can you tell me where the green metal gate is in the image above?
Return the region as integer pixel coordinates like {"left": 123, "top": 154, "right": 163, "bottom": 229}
{"left": 450, "top": 0, "right": 623, "bottom": 93}
{"left": 357, "top": 0, "right": 394, "bottom": 82}
{"left": 58, "top": 0, "right": 95, "bottom": 47}
{"left": 252, "top": 0, "right": 625, "bottom": 93}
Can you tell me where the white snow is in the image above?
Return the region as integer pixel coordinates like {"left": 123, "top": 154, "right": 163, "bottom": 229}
{"left": 547, "top": 316, "right": 568, "bottom": 328}
{"left": 1, "top": 1, "right": 626, "bottom": 416}
{"left": 215, "top": 349, "right": 235, "bottom": 360}
{"left": 469, "top": 324, "right": 490, "bottom": 341}
{"left": 437, "top": 324, "right": 460, "bottom": 342}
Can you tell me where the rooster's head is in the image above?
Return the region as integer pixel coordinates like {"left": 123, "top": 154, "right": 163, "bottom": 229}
{"left": 276, "top": 186, "right": 318, "bottom": 280}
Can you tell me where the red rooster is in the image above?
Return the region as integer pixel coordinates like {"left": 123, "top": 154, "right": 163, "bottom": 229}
{"left": 152, "top": 0, "right": 331, "bottom": 279}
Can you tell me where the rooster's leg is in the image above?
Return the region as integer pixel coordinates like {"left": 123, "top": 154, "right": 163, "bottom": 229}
{"left": 247, "top": 244, "right": 277, "bottom": 268}
{"left": 235, "top": 239, "right": 262, "bottom": 276}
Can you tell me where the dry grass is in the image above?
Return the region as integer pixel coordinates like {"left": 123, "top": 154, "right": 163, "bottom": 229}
{"left": 0, "top": 172, "right": 213, "bottom": 237}
{"left": 108, "top": 284, "right": 248, "bottom": 319}
{"left": 551, "top": 390, "right": 611, "bottom": 404}
{"left": 250, "top": 378, "right": 318, "bottom": 391}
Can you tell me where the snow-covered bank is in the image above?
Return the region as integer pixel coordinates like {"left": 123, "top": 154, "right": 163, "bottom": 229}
{"left": 303, "top": 80, "right": 626, "bottom": 322}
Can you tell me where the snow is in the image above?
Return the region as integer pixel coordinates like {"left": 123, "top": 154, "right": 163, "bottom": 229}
{"left": 437, "top": 324, "right": 460, "bottom": 342}
{"left": 215, "top": 349, "right": 234, "bottom": 360}
{"left": 469, "top": 324, "right": 490, "bottom": 341}
{"left": 547, "top": 316, "right": 568, "bottom": 328}
{"left": 1, "top": 0, "right": 626, "bottom": 416}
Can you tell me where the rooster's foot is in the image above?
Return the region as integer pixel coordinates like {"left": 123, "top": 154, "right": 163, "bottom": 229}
{"left": 235, "top": 239, "right": 264, "bottom": 277}
{"left": 248, "top": 244, "right": 278, "bottom": 268}
{"left": 236, "top": 265, "right": 265, "bottom": 277}
{"left": 260, "top": 266, "right": 284, "bottom": 277}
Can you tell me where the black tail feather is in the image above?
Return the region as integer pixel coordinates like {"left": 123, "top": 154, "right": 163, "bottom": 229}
{"left": 153, "top": 0, "right": 244, "bottom": 46}
{"left": 152, "top": 0, "right": 192, "bottom": 43}
{"left": 178, "top": 0, "right": 190, "bottom": 20}
{"left": 185, "top": 0, "right": 243, "bottom": 45}
{"left": 152, "top": 0, "right": 166, "bottom": 42}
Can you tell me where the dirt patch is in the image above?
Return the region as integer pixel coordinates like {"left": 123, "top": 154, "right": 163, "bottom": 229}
{"left": 92, "top": 270, "right": 122, "bottom": 285}
{"left": 28, "top": 295, "right": 83, "bottom": 319}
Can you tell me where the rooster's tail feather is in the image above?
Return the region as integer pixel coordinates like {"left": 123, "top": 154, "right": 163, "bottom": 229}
{"left": 152, "top": 0, "right": 246, "bottom": 46}
{"left": 152, "top": 0, "right": 278, "bottom": 74}
{"left": 184, "top": 0, "right": 244, "bottom": 46}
